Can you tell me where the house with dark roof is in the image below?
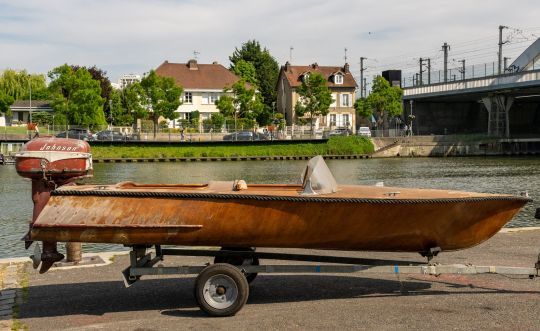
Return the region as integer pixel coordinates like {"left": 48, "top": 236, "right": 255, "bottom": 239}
{"left": 155, "top": 59, "right": 243, "bottom": 125}
{"left": 1, "top": 100, "right": 53, "bottom": 126}
{"left": 277, "top": 62, "right": 357, "bottom": 132}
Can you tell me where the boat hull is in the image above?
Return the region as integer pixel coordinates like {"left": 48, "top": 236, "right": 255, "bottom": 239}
{"left": 29, "top": 190, "right": 527, "bottom": 252}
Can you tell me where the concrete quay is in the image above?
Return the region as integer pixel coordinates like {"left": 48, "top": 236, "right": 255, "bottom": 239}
{"left": 0, "top": 229, "right": 538, "bottom": 330}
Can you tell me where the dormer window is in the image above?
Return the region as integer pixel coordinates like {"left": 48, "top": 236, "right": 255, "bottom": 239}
{"left": 334, "top": 74, "right": 343, "bottom": 84}
{"left": 302, "top": 73, "right": 310, "bottom": 82}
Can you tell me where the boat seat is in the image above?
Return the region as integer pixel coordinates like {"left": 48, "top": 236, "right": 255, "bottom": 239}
{"left": 207, "top": 181, "right": 236, "bottom": 192}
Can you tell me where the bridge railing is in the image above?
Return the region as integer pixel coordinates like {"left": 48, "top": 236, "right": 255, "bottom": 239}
{"left": 403, "top": 69, "right": 540, "bottom": 97}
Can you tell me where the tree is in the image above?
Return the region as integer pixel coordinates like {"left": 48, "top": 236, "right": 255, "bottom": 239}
{"left": 30, "top": 111, "right": 54, "bottom": 126}
{"left": 48, "top": 64, "right": 106, "bottom": 128}
{"left": 355, "top": 76, "right": 403, "bottom": 129}
{"left": 72, "top": 65, "right": 113, "bottom": 117}
{"left": 209, "top": 113, "right": 225, "bottom": 129}
{"left": 294, "top": 72, "right": 333, "bottom": 133}
{"left": 0, "top": 69, "right": 49, "bottom": 100}
{"left": 139, "top": 70, "right": 183, "bottom": 138}
{"left": 229, "top": 40, "right": 279, "bottom": 108}
{"left": 232, "top": 60, "right": 258, "bottom": 86}
{"left": 108, "top": 88, "right": 133, "bottom": 126}
{"left": 0, "top": 91, "right": 14, "bottom": 115}
{"left": 216, "top": 79, "right": 264, "bottom": 125}
{"left": 354, "top": 98, "right": 371, "bottom": 119}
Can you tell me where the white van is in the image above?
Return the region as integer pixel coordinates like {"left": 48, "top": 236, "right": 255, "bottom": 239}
{"left": 358, "top": 127, "right": 372, "bottom": 137}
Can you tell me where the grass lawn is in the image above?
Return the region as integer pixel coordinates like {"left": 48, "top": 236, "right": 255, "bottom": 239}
{"left": 0, "top": 126, "right": 31, "bottom": 134}
{"left": 91, "top": 136, "right": 374, "bottom": 159}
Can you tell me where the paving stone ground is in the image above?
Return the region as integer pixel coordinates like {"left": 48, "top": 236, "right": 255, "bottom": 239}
{"left": 0, "top": 264, "right": 18, "bottom": 331}
{"left": 5, "top": 229, "right": 538, "bottom": 331}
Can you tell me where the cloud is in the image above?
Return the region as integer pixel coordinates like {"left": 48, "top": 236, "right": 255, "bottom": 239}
{"left": 0, "top": 0, "right": 538, "bottom": 84}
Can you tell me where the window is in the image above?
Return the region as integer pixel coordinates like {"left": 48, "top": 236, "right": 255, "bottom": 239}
{"left": 334, "top": 74, "right": 343, "bottom": 84}
{"left": 202, "top": 93, "right": 219, "bottom": 104}
{"left": 209, "top": 93, "right": 219, "bottom": 104}
{"left": 343, "top": 114, "right": 350, "bottom": 126}
{"left": 329, "top": 114, "right": 337, "bottom": 126}
{"left": 184, "top": 92, "right": 192, "bottom": 104}
{"left": 302, "top": 73, "right": 310, "bottom": 82}
{"left": 341, "top": 93, "right": 351, "bottom": 107}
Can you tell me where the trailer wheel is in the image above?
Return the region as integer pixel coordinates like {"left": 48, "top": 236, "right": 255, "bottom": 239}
{"left": 195, "top": 263, "right": 249, "bottom": 317}
{"left": 214, "top": 247, "right": 259, "bottom": 283}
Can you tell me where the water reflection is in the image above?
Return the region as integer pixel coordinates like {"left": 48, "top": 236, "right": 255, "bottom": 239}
{"left": 1, "top": 156, "right": 539, "bottom": 257}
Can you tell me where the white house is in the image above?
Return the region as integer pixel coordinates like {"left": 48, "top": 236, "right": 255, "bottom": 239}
{"left": 155, "top": 59, "right": 243, "bottom": 126}
{"left": 1, "top": 100, "right": 53, "bottom": 125}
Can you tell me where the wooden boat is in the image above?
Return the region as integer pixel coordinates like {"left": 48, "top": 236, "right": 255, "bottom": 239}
{"left": 15, "top": 138, "right": 530, "bottom": 273}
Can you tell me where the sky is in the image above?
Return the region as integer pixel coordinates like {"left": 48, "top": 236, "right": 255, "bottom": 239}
{"left": 1, "top": 0, "right": 539, "bottom": 87}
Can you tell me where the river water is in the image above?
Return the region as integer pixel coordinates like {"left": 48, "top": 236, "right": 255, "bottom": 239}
{"left": 1, "top": 157, "right": 539, "bottom": 258}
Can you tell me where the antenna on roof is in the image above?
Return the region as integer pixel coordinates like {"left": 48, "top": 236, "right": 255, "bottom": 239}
{"left": 289, "top": 46, "right": 294, "bottom": 63}
{"left": 344, "top": 47, "right": 348, "bottom": 63}
{"left": 193, "top": 50, "right": 200, "bottom": 60}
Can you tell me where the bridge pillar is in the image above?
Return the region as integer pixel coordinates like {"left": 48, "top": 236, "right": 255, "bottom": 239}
{"left": 482, "top": 95, "right": 514, "bottom": 137}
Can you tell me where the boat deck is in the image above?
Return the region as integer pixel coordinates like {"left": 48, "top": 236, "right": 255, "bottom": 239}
{"left": 55, "top": 181, "right": 519, "bottom": 200}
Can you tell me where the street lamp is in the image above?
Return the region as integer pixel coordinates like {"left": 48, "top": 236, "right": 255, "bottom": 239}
{"left": 28, "top": 75, "right": 32, "bottom": 124}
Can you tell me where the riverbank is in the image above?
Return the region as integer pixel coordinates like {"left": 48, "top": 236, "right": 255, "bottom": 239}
{"left": 1, "top": 228, "right": 538, "bottom": 330}
{"left": 90, "top": 136, "right": 374, "bottom": 159}
{"left": 371, "top": 135, "right": 540, "bottom": 157}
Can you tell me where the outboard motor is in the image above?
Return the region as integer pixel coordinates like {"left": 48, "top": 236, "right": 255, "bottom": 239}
{"left": 15, "top": 137, "right": 92, "bottom": 273}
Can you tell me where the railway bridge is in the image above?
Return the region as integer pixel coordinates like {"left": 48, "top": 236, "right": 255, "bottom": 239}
{"left": 402, "top": 38, "right": 540, "bottom": 137}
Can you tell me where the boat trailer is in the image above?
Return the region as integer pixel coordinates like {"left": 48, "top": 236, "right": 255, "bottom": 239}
{"left": 120, "top": 245, "right": 540, "bottom": 317}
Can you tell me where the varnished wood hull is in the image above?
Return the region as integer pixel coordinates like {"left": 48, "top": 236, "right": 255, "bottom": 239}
{"left": 29, "top": 183, "right": 529, "bottom": 252}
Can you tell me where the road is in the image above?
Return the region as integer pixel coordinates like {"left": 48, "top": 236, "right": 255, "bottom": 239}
{"left": 9, "top": 229, "right": 540, "bottom": 330}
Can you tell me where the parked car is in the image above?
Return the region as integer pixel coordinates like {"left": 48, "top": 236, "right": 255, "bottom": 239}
{"left": 55, "top": 128, "right": 96, "bottom": 141}
{"left": 96, "top": 130, "right": 130, "bottom": 141}
{"left": 357, "top": 126, "right": 372, "bottom": 137}
{"left": 328, "top": 127, "right": 351, "bottom": 137}
{"left": 223, "top": 131, "right": 269, "bottom": 141}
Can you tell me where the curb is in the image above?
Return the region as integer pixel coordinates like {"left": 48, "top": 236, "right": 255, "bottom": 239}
{"left": 93, "top": 154, "right": 372, "bottom": 163}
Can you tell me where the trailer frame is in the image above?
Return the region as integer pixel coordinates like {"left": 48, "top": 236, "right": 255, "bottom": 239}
{"left": 120, "top": 245, "right": 539, "bottom": 317}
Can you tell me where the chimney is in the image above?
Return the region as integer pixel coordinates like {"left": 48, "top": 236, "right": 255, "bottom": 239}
{"left": 187, "top": 59, "right": 198, "bottom": 70}
{"left": 344, "top": 63, "right": 350, "bottom": 73}
{"left": 285, "top": 61, "right": 291, "bottom": 72}
{"left": 311, "top": 62, "right": 318, "bottom": 69}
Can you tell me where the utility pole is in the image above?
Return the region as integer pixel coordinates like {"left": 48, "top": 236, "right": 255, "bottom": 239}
{"left": 498, "top": 25, "right": 508, "bottom": 75}
{"left": 359, "top": 57, "right": 367, "bottom": 98}
{"left": 504, "top": 57, "right": 511, "bottom": 72}
{"left": 426, "top": 58, "right": 431, "bottom": 84}
{"left": 458, "top": 59, "right": 466, "bottom": 80}
{"left": 289, "top": 46, "right": 294, "bottom": 63}
{"left": 442, "top": 42, "right": 450, "bottom": 82}
{"left": 419, "top": 58, "right": 424, "bottom": 85}
{"left": 363, "top": 78, "right": 367, "bottom": 97}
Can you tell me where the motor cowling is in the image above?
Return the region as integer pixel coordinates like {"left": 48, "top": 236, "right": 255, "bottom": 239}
{"left": 15, "top": 137, "right": 92, "bottom": 182}
{"left": 15, "top": 137, "right": 93, "bottom": 273}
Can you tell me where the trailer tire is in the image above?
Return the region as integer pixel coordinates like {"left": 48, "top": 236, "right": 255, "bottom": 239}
{"left": 195, "top": 263, "right": 249, "bottom": 317}
{"left": 214, "top": 247, "right": 259, "bottom": 283}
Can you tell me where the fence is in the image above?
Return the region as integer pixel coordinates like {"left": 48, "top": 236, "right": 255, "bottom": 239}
{"left": 0, "top": 124, "right": 361, "bottom": 142}
{"left": 402, "top": 59, "right": 540, "bottom": 88}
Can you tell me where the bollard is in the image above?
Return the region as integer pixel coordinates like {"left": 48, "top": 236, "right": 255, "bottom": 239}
{"left": 66, "top": 242, "right": 82, "bottom": 263}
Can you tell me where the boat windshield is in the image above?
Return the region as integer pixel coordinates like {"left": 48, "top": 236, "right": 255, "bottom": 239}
{"left": 301, "top": 156, "right": 338, "bottom": 195}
